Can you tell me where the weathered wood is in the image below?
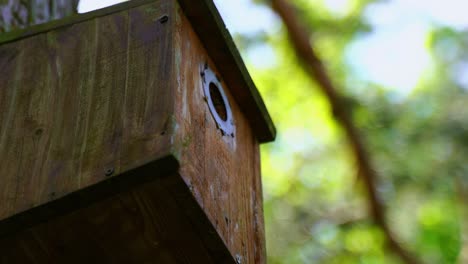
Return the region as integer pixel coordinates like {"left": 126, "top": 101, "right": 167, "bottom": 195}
{"left": 0, "top": 0, "right": 175, "bottom": 221}
{"left": 0, "top": 155, "right": 179, "bottom": 237}
{"left": 173, "top": 5, "right": 266, "bottom": 263}
{"left": 0, "top": 0, "right": 273, "bottom": 263}
{"left": 177, "top": 0, "right": 276, "bottom": 143}
{"left": 0, "top": 172, "right": 234, "bottom": 264}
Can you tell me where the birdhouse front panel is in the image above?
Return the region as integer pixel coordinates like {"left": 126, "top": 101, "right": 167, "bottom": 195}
{"left": 173, "top": 5, "right": 266, "bottom": 263}
{"left": 0, "top": 0, "right": 175, "bottom": 222}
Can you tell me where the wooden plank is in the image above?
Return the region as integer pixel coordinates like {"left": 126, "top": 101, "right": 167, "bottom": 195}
{"left": 173, "top": 6, "right": 267, "bottom": 263}
{"left": 0, "top": 170, "right": 235, "bottom": 264}
{"left": 121, "top": 0, "right": 175, "bottom": 171}
{"left": 0, "top": 1, "right": 175, "bottom": 221}
{"left": 0, "top": 155, "right": 179, "bottom": 237}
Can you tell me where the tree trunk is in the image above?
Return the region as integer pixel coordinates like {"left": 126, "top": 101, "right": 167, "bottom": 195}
{"left": 0, "top": 0, "right": 79, "bottom": 32}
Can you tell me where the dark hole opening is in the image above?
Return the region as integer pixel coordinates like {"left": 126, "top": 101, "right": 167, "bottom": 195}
{"left": 209, "top": 82, "right": 228, "bottom": 121}
{"left": 159, "top": 15, "right": 169, "bottom": 24}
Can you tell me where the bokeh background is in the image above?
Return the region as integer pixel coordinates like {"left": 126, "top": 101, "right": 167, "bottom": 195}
{"left": 3, "top": 0, "right": 468, "bottom": 263}
{"left": 213, "top": 1, "right": 468, "bottom": 263}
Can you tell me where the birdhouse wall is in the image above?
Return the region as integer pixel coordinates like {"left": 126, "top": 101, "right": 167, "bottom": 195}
{"left": 0, "top": 0, "right": 176, "bottom": 222}
{"left": 173, "top": 6, "right": 266, "bottom": 264}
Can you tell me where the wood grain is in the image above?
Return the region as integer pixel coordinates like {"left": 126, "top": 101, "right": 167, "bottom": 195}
{"left": 0, "top": 172, "right": 234, "bottom": 264}
{"left": 0, "top": 0, "right": 175, "bottom": 221}
{"left": 173, "top": 6, "right": 266, "bottom": 263}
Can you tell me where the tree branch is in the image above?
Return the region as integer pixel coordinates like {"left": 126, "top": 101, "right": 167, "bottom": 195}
{"left": 269, "top": 1, "right": 422, "bottom": 263}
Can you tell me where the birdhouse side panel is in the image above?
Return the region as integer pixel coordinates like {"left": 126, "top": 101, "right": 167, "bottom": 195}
{"left": 173, "top": 5, "right": 266, "bottom": 264}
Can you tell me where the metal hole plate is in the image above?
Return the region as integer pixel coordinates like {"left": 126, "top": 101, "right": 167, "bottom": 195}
{"left": 202, "top": 65, "right": 235, "bottom": 136}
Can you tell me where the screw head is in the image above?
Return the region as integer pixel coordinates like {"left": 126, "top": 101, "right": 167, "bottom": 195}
{"left": 235, "top": 254, "right": 242, "bottom": 264}
{"left": 158, "top": 15, "right": 169, "bottom": 24}
{"left": 105, "top": 168, "right": 115, "bottom": 177}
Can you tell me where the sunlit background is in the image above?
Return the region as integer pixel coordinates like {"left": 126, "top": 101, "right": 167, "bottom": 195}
{"left": 211, "top": 1, "right": 468, "bottom": 263}
{"left": 8, "top": 0, "right": 468, "bottom": 262}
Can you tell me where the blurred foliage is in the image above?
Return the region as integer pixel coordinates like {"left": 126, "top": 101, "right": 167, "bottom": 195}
{"left": 234, "top": 0, "right": 468, "bottom": 263}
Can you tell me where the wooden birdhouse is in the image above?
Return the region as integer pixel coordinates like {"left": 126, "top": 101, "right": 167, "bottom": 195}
{"left": 0, "top": 0, "right": 275, "bottom": 263}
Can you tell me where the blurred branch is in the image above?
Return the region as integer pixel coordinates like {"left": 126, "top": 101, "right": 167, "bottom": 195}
{"left": 268, "top": 1, "right": 422, "bottom": 263}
